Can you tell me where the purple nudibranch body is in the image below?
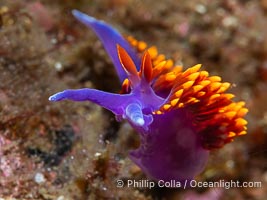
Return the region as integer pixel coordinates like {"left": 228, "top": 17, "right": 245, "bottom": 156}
{"left": 49, "top": 10, "right": 248, "bottom": 182}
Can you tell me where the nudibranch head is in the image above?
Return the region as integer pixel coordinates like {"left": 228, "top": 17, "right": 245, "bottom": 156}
{"left": 49, "top": 10, "right": 248, "bottom": 182}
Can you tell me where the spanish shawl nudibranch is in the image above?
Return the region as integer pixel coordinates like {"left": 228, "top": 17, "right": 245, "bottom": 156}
{"left": 49, "top": 10, "right": 248, "bottom": 182}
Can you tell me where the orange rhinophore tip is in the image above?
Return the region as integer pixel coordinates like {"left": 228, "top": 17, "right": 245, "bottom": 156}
{"left": 140, "top": 52, "right": 153, "bottom": 82}
{"left": 117, "top": 45, "right": 138, "bottom": 76}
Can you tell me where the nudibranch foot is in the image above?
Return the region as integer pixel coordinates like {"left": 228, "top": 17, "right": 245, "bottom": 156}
{"left": 129, "top": 109, "right": 209, "bottom": 181}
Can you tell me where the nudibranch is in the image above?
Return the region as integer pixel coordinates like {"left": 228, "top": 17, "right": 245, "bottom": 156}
{"left": 49, "top": 10, "right": 248, "bottom": 182}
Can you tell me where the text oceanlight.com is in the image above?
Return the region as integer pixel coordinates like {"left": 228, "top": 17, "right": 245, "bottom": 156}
{"left": 116, "top": 179, "right": 262, "bottom": 189}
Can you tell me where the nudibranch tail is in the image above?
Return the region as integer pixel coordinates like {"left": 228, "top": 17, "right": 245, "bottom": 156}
{"left": 72, "top": 10, "right": 140, "bottom": 82}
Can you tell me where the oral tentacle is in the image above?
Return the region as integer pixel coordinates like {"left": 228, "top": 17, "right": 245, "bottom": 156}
{"left": 72, "top": 10, "right": 141, "bottom": 82}
{"left": 49, "top": 88, "right": 131, "bottom": 115}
